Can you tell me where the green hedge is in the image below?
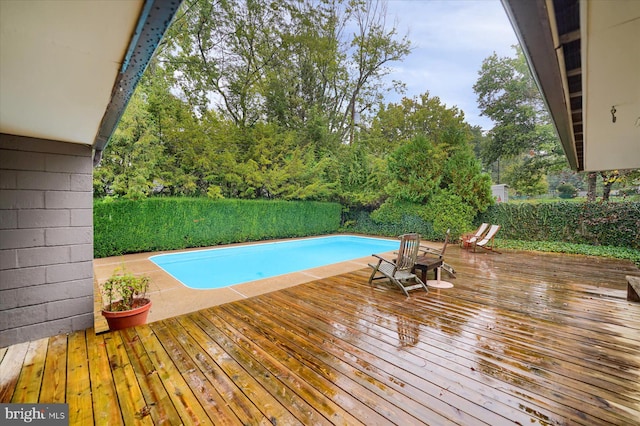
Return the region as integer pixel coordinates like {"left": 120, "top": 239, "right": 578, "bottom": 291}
{"left": 94, "top": 198, "right": 342, "bottom": 258}
{"left": 342, "top": 210, "right": 444, "bottom": 241}
{"left": 95, "top": 198, "right": 639, "bottom": 258}
{"left": 477, "top": 201, "right": 640, "bottom": 249}
{"left": 344, "top": 201, "right": 640, "bottom": 251}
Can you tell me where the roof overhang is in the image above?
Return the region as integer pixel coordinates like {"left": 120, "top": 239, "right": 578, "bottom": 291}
{"left": 0, "top": 0, "right": 181, "bottom": 164}
{"left": 501, "top": 0, "right": 640, "bottom": 172}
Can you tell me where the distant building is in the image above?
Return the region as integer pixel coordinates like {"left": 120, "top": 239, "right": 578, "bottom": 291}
{"left": 491, "top": 184, "right": 509, "bottom": 203}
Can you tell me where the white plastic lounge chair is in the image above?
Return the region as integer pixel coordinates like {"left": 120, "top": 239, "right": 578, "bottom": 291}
{"left": 368, "top": 233, "right": 428, "bottom": 297}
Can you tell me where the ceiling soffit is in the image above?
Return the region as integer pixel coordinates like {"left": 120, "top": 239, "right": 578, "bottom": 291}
{"left": 0, "top": 0, "right": 182, "bottom": 166}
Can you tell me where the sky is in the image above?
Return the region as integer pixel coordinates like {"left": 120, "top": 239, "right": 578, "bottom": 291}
{"left": 381, "top": 0, "right": 520, "bottom": 131}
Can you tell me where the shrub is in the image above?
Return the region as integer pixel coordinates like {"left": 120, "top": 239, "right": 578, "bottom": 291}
{"left": 366, "top": 189, "right": 475, "bottom": 241}
{"left": 101, "top": 269, "right": 150, "bottom": 311}
{"left": 424, "top": 191, "right": 474, "bottom": 239}
{"left": 556, "top": 183, "right": 577, "bottom": 199}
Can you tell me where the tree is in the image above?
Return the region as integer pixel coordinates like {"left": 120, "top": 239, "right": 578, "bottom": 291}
{"left": 367, "top": 92, "right": 469, "bottom": 156}
{"left": 385, "top": 135, "right": 445, "bottom": 204}
{"left": 164, "top": 0, "right": 410, "bottom": 146}
{"left": 262, "top": 0, "right": 344, "bottom": 135}
{"left": 600, "top": 170, "right": 640, "bottom": 201}
{"left": 473, "top": 46, "right": 564, "bottom": 192}
{"left": 585, "top": 169, "right": 638, "bottom": 202}
{"left": 502, "top": 155, "right": 548, "bottom": 197}
{"left": 547, "top": 168, "right": 585, "bottom": 196}
{"left": 468, "top": 125, "right": 486, "bottom": 160}
{"left": 93, "top": 89, "right": 162, "bottom": 199}
{"left": 442, "top": 145, "right": 493, "bottom": 213}
{"left": 474, "top": 46, "right": 541, "bottom": 161}
{"left": 587, "top": 172, "right": 597, "bottom": 201}
{"left": 165, "top": 0, "right": 288, "bottom": 128}
{"left": 337, "top": 142, "right": 389, "bottom": 208}
{"left": 343, "top": 0, "right": 412, "bottom": 144}
{"left": 371, "top": 128, "right": 493, "bottom": 236}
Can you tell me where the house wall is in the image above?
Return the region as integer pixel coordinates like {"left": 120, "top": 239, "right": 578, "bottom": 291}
{"left": 0, "top": 133, "right": 94, "bottom": 347}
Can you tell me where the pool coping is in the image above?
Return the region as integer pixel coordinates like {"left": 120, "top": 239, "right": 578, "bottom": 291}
{"left": 93, "top": 234, "right": 399, "bottom": 333}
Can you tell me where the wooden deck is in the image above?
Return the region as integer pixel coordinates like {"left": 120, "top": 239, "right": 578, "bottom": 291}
{"left": 2, "top": 247, "right": 640, "bottom": 425}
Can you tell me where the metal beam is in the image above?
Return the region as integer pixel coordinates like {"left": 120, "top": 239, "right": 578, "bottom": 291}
{"left": 92, "top": 0, "right": 182, "bottom": 166}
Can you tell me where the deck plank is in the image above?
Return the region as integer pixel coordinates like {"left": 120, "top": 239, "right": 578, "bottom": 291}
{"left": 40, "top": 334, "right": 68, "bottom": 404}
{"left": 219, "top": 298, "right": 463, "bottom": 425}
{"left": 66, "top": 330, "right": 93, "bottom": 425}
{"left": 10, "top": 337, "right": 48, "bottom": 403}
{"left": 265, "top": 285, "right": 537, "bottom": 424}
{"left": 306, "top": 274, "right": 635, "bottom": 424}
{"left": 355, "top": 270, "right": 640, "bottom": 419}
{"left": 0, "top": 341, "right": 29, "bottom": 402}
{"left": 103, "top": 330, "right": 151, "bottom": 425}
{"left": 86, "top": 331, "right": 123, "bottom": 426}
{"left": 346, "top": 272, "right": 640, "bottom": 378}
{"left": 211, "top": 304, "right": 380, "bottom": 425}
{"left": 189, "top": 311, "right": 307, "bottom": 425}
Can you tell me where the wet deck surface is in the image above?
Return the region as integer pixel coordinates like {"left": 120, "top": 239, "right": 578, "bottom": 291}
{"left": 3, "top": 247, "right": 640, "bottom": 425}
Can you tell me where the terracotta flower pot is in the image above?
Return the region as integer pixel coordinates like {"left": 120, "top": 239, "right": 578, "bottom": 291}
{"left": 101, "top": 298, "right": 152, "bottom": 331}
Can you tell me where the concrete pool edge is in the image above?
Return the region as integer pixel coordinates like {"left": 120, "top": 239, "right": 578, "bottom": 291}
{"left": 93, "top": 235, "right": 399, "bottom": 333}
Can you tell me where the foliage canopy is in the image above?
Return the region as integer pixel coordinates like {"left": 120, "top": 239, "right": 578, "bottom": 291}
{"left": 473, "top": 46, "right": 565, "bottom": 196}
{"left": 94, "top": 0, "right": 495, "bottom": 237}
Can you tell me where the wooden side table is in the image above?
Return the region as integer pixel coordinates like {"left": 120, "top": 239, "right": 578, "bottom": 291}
{"left": 413, "top": 256, "right": 443, "bottom": 283}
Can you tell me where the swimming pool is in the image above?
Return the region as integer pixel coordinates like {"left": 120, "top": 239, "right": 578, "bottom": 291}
{"left": 149, "top": 235, "right": 399, "bottom": 289}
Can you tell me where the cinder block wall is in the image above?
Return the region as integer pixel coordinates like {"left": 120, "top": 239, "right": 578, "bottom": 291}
{"left": 0, "top": 133, "right": 94, "bottom": 347}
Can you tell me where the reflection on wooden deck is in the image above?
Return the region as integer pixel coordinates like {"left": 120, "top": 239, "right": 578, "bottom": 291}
{"left": 2, "top": 248, "right": 640, "bottom": 425}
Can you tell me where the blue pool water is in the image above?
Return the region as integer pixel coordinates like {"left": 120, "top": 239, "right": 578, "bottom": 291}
{"left": 149, "top": 235, "right": 399, "bottom": 289}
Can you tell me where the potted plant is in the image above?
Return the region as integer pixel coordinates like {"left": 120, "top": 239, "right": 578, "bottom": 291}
{"left": 100, "top": 268, "right": 152, "bottom": 331}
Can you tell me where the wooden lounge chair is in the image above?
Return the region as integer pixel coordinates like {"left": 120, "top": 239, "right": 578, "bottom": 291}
{"left": 471, "top": 224, "right": 501, "bottom": 253}
{"left": 368, "top": 233, "right": 428, "bottom": 297}
{"left": 460, "top": 222, "right": 489, "bottom": 249}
